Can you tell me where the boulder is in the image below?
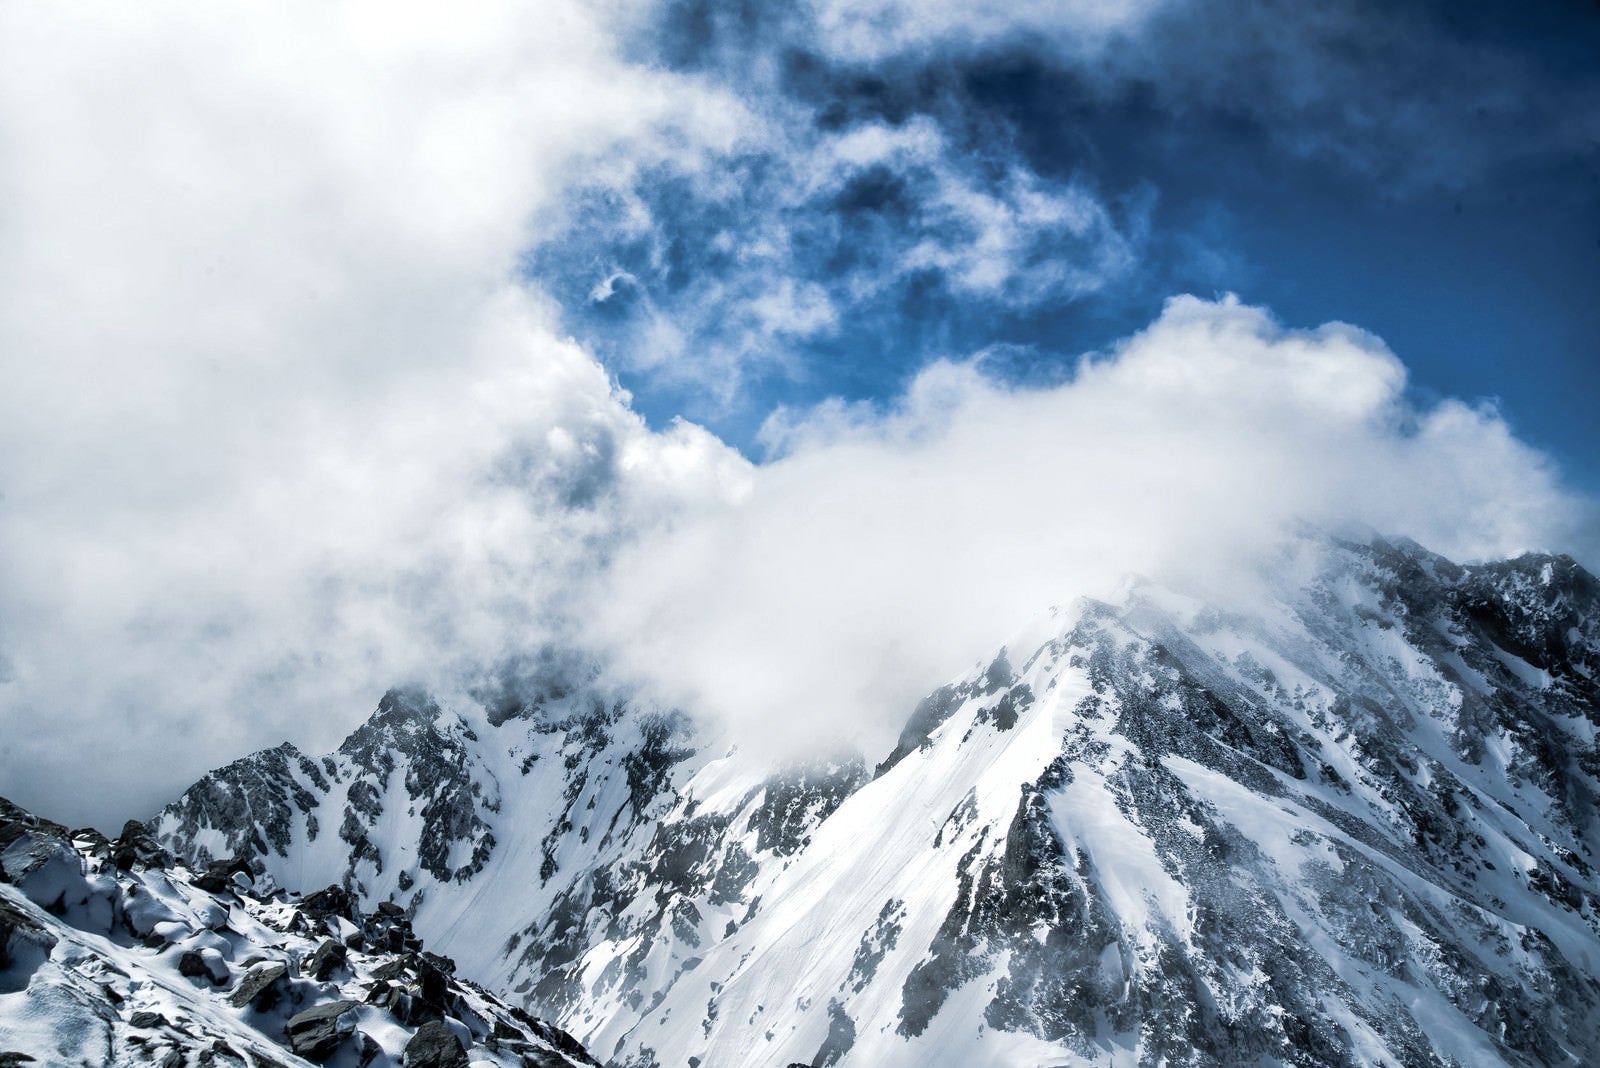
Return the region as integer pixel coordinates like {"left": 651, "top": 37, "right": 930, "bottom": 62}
{"left": 364, "top": 980, "right": 402, "bottom": 1010}
{"left": 324, "top": 914, "right": 361, "bottom": 944}
{"left": 178, "top": 948, "right": 230, "bottom": 986}
{"left": 120, "top": 884, "right": 183, "bottom": 939}
{"left": 112, "top": 820, "right": 168, "bottom": 871}
{"left": 228, "top": 960, "right": 287, "bottom": 1009}
{"left": 402, "top": 1020, "right": 468, "bottom": 1068}
{"left": 192, "top": 900, "right": 228, "bottom": 931}
{"left": 299, "top": 885, "right": 356, "bottom": 922}
{"left": 306, "top": 938, "right": 348, "bottom": 981}
{"left": 284, "top": 1000, "right": 360, "bottom": 1062}
{"left": 203, "top": 1038, "right": 243, "bottom": 1063}
{"left": 368, "top": 957, "right": 405, "bottom": 982}
{"left": 415, "top": 956, "right": 450, "bottom": 1013}
{"left": 199, "top": 947, "right": 230, "bottom": 985}
{"left": 191, "top": 857, "right": 254, "bottom": 894}
{"left": 178, "top": 950, "right": 209, "bottom": 980}
{"left": 69, "top": 828, "right": 111, "bottom": 858}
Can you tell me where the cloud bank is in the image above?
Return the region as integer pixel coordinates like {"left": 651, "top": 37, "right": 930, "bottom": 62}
{"left": 583, "top": 295, "right": 1594, "bottom": 759}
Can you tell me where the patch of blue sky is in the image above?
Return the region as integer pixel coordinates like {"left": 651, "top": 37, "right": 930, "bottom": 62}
{"left": 531, "top": 0, "right": 1600, "bottom": 491}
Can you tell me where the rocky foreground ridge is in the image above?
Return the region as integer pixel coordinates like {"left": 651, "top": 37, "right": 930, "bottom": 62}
{"left": 0, "top": 795, "right": 599, "bottom": 1067}
{"left": 134, "top": 537, "right": 1600, "bottom": 1065}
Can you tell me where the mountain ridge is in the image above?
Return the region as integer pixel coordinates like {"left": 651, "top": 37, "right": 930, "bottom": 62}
{"left": 150, "top": 536, "right": 1600, "bottom": 1066}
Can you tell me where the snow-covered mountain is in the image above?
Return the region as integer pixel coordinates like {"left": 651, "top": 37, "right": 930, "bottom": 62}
{"left": 151, "top": 537, "right": 1600, "bottom": 1066}
{"left": 0, "top": 794, "right": 599, "bottom": 1066}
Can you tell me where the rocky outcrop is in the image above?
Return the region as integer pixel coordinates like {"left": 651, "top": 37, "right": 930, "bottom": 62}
{"left": 0, "top": 795, "right": 599, "bottom": 1068}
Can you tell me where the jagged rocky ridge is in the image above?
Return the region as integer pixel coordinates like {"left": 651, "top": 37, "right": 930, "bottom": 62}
{"left": 153, "top": 537, "right": 1600, "bottom": 1066}
{"left": 0, "top": 795, "right": 599, "bottom": 1066}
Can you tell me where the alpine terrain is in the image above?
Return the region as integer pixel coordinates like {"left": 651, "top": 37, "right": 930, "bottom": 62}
{"left": 0, "top": 795, "right": 600, "bottom": 1066}
{"left": 143, "top": 536, "right": 1600, "bottom": 1067}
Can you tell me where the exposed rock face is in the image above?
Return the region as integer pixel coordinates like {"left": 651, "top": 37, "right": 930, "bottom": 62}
{"left": 152, "top": 672, "right": 869, "bottom": 1038}
{"left": 154, "top": 537, "right": 1600, "bottom": 1066}
{"left": 0, "top": 795, "right": 599, "bottom": 1067}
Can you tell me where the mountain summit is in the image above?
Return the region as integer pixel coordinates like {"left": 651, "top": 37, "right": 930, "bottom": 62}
{"left": 152, "top": 538, "right": 1600, "bottom": 1066}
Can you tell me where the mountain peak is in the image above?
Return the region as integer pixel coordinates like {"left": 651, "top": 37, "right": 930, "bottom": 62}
{"left": 149, "top": 538, "right": 1600, "bottom": 1066}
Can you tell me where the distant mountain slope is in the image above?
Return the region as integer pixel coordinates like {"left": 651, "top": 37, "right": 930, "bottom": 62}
{"left": 0, "top": 795, "right": 598, "bottom": 1067}
{"left": 154, "top": 537, "right": 1600, "bottom": 1066}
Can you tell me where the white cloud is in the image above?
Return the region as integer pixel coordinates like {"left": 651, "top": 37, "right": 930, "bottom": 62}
{"left": 0, "top": 0, "right": 750, "bottom": 824}
{"left": 817, "top": 117, "right": 1137, "bottom": 306}
{"left": 584, "top": 295, "right": 1593, "bottom": 761}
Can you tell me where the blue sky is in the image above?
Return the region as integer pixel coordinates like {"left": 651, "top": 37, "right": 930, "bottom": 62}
{"left": 542, "top": 0, "right": 1600, "bottom": 491}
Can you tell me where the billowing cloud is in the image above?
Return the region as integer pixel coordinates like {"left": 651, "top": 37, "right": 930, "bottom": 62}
{"left": 585, "top": 295, "right": 1594, "bottom": 760}
{"left": 0, "top": 0, "right": 751, "bottom": 824}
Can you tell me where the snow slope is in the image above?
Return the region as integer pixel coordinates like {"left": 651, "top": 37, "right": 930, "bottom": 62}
{"left": 154, "top": 537, "right": 1600, "bottom": 1066}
